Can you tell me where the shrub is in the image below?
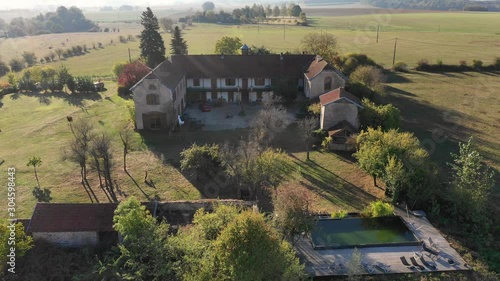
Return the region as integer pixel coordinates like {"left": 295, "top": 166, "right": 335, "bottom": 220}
{"left": 22, "top": 51, "right": 37, "bottom": 67}
{"left": 321, "top": 136, "right": 332, "bottom": 150}
{"left": 363, "top": 200, "right": 394, "bottom": 217}
{"left": 119, "top": 35, "right": 127, "bottom": 43}
{"left": 9, "top": 58, "right": 24, "bottom": 72}
{"left": 350, "top": 65, "right": 385, "bottom": 92}
{"left": 312, "top": 128, "right": 327, "bottom": 143}
{"left": 494, "top": 57, "right": 500, "bottom": 70}
{"left": 416, "top": 59, "right": 430, "bottom": 71}
{"left": 74, "top": 76, "right": 95, "bottom": 93}
{"left": 392, "top": 61, "right": 408, "bottom": 72}
{"left": 331, "top": 209, "right": 348, "bottom": 219}
{"left": 118, "top": 85, "right": 131, "bottom": 96}
{"left": 0, "top": 60, "right": 9, "bottom": 76}
{"left": 472, "top": 59, "right": 483, "bottom": 70}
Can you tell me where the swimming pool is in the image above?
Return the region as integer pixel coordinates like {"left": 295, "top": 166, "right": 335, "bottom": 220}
{"left": 311, "top": 216, "right": 421, "bottom": 250}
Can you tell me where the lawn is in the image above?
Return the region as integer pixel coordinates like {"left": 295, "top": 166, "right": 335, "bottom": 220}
{"left": 383, "top": 70, "right": 500, "bottom": 207}
{"left": 0, "top": 84, "right": 383, "bottom": 218}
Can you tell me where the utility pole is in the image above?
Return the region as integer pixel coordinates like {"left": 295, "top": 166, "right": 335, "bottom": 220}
{"left": 128, "top": 48, "right": 132, "bottom": 63}
{"left": 283, "top": 25, "right": 285, "bottom": 40}
{"left": 392, "top": 37, "right": 398, "bottom": 66}
{"left": 376, "top": 25, "right": 379, "bottom": 43}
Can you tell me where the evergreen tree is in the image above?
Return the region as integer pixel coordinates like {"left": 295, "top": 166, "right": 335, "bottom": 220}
{"left": 170, "top": 26, "right": 188, "bottom": 55}
{"left": 139, "top": 7, "right": 166, "bottom": 68}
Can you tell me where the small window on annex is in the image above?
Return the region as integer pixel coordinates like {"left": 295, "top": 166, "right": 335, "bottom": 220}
{"left": 324, "top": 76, "right": 332, "bottom": 91}
{"left": 146, "top": 94, "right": 159, "bottom": 105}
{"left": 148, "top": 84, "right": 157, "bottom": 91}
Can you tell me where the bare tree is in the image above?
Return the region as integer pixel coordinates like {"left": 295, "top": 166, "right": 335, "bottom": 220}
{"left": 250, "top": 96, "right": 291, "bottom": 149}
{"left": 298, "top": 116, "right": 318, "bottom": 161}
{"left": 91, "top": 133, "right": 117, "bottom": 202}
{"left": 66, "top": 118, "right": 95, "bottom": 183}
{"left": 119, "top": 125, "right": 134, "bottom": 172}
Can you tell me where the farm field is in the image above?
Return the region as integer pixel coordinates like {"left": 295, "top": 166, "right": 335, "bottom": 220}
{"left": 1, "top": 11, "right": 500, "bottom": 79}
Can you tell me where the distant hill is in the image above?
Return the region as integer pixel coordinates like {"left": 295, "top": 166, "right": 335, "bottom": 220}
{"left": 1, "top": 6, "right": 98, "bottom": 38}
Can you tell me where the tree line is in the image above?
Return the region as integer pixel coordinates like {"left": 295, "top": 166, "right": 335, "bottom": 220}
{"left": 0, "top": 6, "right": 98, "bottom": 38}
{"left": 187, "top": 2, "right": 306, "bottom": 24}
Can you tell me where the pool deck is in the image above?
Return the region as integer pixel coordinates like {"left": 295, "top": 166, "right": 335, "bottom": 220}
{"left": 295, "top": 208, "right": 471, "bottom": 277}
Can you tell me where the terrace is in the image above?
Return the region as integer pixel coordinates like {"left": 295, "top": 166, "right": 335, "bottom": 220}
{"left": 295, "top": 208, "right": 471, "bottom": 277}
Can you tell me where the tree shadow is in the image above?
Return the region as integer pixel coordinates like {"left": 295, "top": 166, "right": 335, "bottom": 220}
{"left": 385, "top": 72, "right": 413, "bottom": 84}
{"left": 125, "top": 170, "right": 151, "bottom": 200}
{"left": 292, "top": 159, "right": 376, "bottom": 210}
{"left": 16, "top": 90, "right": 102, "bottom": 106}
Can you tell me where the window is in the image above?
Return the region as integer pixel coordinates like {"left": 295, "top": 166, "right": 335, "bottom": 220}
{"left": 254, "top": 78, "right": 265, "bottom": 86}
{"left": 150, "top": 117, "right": 161, "bottom": 129}
{"left": 148, "top": 84, "right": 157, "bottom": 91}
{"left": 146, "top": 94, "right": 159, "bottom": 105}
{"left": 193, "top": 78, "right": 200, "bottom": 87}
{"left": 324, "top": 77, "right": 332, "bottom": 91}
{"left": 225, "top": 78, "right": 236, "bottom": 86}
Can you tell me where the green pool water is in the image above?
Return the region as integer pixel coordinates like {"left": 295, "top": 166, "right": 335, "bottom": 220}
{"left": 311, "top": 216, "right": 420, "bottom": 249}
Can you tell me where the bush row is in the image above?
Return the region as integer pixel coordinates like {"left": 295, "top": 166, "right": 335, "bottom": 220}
{"left": 393, "top": 57, "right": 500, "bottom": 72}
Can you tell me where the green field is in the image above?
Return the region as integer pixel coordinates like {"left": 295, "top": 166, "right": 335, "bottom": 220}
{"left": 1, "top": 11, "right": 500, "bottom": 80}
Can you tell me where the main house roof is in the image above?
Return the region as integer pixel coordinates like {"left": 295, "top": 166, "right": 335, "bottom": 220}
{"left": 171, "top": 54, "right": 317, "bottom": 79}
{"left": 28, "top": 203, "right": 117, "bottom": 233}
{"left": 319, "top": 87, "right": 362, "bottom": 108}
{"left": 130, "top": 60, "right": 185, "bottom": 91}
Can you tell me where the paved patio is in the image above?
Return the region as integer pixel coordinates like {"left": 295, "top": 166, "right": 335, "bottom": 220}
{"left": 184, "top": 102, "right": 296, "bottom": 131}
{"left": 295, "top": 208, "right": 471, "bottom": 277}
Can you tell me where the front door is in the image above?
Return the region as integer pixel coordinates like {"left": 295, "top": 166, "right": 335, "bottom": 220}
{"left": 211, "top": 78, "right": 217, "bottom": 89}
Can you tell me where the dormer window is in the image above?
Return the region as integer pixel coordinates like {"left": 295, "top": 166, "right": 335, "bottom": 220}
{"left": 193, "top": 78, "right": 200, "bottom": 87}
{"left": 146, "top": 94, "right": 159, "bottom": 105}
{"left": 148, "top": 84, "right": 157, "bottom": 91}
{"left": 225, "top": 78, "right": 236, "bottom": 86}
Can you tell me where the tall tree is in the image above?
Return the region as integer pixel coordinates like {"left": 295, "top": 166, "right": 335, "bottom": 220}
{"left": 273, "top": 6, "right": 280, "bottom": 17}
{"left": 298, "top": 116, "right": 318, "bottom": 160}
{"left": 273, "top": 185, "right": 314, "bottom": 243}
{"left": 202, "top": 1, "right": 215, "bottom": 11}
{"left": 139, "top": 7, "right": 166, "bottom": 68}
{"left": 301, "top": 32, "right": 338, "bottom": 59}
{"left": 119, "top": 124, "right": 134, "bottom": 172}
{"left": 26, "top": 156, "right": 42, "bottom": 188}
{"left": 170, "top": 26, "right": 188, "bottom": 55}
{"left": 105, "top": 197, "right": 174, "bottom": 280}
{"left": 214, "top": 36, "right": 242, "bottom": 55}
{"left": 196, "top": 210, "right": 307, "bottom": 281}
{"left": 159, "top": 17, "right": 173, "bottom": 32}
{"left": 448, "top": 137, "right": 495, "bottom": 221}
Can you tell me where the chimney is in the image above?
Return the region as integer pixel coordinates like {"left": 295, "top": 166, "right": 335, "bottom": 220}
{"left": 280, "top": 52, "right": 283, "bottom": 60}
{"left": 240, "top": 44, "right": 250, "bottom": 55}
{"left": 220, "top": 53, "right": 224, "bottom": 59}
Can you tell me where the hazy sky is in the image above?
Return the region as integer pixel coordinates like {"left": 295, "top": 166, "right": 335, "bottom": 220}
{"left": 2, "top": 0, "right": 199, "bottom": 10}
